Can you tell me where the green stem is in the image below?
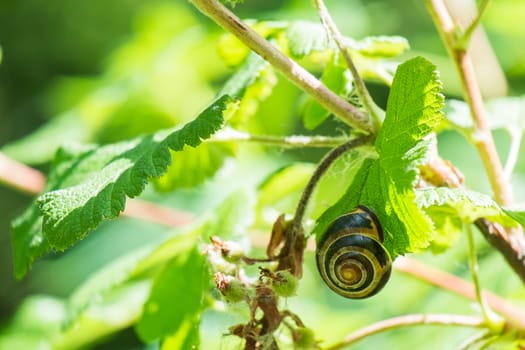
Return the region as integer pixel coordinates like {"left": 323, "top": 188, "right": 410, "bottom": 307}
{"left": 190, "top": 0, "right": 374, "bottom": 134}
{"left": 461, "top": 0, "right": 491, "bottom": 48}
{"left": 465, "top": 223, "right": 501, "bottom": 331}
{"left": 312, "top": 0, "right": 382, "bottom": 133}
{"left": 210, "top": 128, "right": 347, "bottom": 148}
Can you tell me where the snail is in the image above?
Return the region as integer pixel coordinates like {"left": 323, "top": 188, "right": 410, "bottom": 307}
{"left": 316, "top": 205, "right": 392, "bottom": 299}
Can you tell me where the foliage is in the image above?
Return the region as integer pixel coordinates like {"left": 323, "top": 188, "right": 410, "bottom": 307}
{"left": 1, "top": 1, "right": 525, "bottom": 350}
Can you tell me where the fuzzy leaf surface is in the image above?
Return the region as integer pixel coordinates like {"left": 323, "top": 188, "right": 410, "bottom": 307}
{"left": 11, "top": 95, "right": 232, "bottom": 278}
{"left": 315, "top": 57, "right": 444, "bottom": 257}
{"left": 416, "top": 187, "right": 518, "bottom": 251}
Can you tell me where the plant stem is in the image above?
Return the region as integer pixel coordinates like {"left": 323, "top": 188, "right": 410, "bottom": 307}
{"left": 211, "top": 128, "right": 347, "bottom": 148}
{"left": 426, "top": 0, "right": 511, "bottom": 207}
{"left": 475, "top": 218, "right": 525, "bottom": 284}
{"left": 312, "top": 0, "right": 381, "bottom": 132}
{"left": 426, "top": 0, "right": 525, "bottom": 279}
{"left": 503, "top": 129, "right": 522, "bottom": 179}
{"left": 0, "top": 152, "right": 46, "bottom": 195}
{"left": 289, "top": 135, "right": 372, "bottom": 240}
{"left": 190, "top": 0, "right": 374, "bottom": 134}
{"left": 395, "top": 256, "right": 525, "bottom": 329}
{"left": 0, "top": 152, "right": 193, "bottom": 228}
{"left": 465, "top": 223, "right": 498, "bottom": 329}
{"left": 326, "top": 314, "right": 486, "bottom": 350}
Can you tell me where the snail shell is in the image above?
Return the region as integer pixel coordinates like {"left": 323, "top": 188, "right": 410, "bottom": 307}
{"left": 316, "top": 205, "right": 392, "bottom": 299}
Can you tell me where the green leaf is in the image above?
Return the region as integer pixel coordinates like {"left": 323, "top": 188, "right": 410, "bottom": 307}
{"left": 153, "top": 143, "right": 235, "bottom": 191}
{"left": 12, "top": 95, "right": 232, "bottom": 278}
{"left": 56, "top": 280, "right": 151, "bottom": 350}
{"left": 161, "top": 322, "right": 200, "bottom": 350}
{"left": 286, "top": 21, "right": 333, "bottom": 58}
{"left": 66, "top": 190, "right": 254, "bottom": 324}
{"left": 219, "top": 52, "right": 269, "bottom": 98}
{"left": 302, "top": 58, "right": 348, "bottom": 129}
{"left": 347, "top": 36, "right": 409, "bottom": 58}
{"left": 416, "top": 187, "right": 517, "bottom": 251}
{"left": 503, "top": 209, "right": 525, "bottom": 227}
{"left": 315, "top": 57, "right": 444, "bottom": 257}
{"left": 443, "top": 96, "right": 525, "bottom": 131}
{"left": 416, "top": 187, "right": 512, "bottom": 222}
{"left": 258, "top": 163, "right": 315, "bottom": 211}
{"left": 135, "top": 246, "right": 207, "bottom": 344}
{"left": 221, "top": 53, "right": 277, "bottom": 127}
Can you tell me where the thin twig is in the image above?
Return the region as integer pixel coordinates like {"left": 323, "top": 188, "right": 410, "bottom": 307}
{"left": 325, "top": 313, "right": 487, "bottom": 350}
{"left": 312, "top": 0, "right": 381, "bottom": 132}
{"left": 190, "top": 0, "right": 374, "bottom": 134}
{"left": 465, "top": 223, "right": 496, "bottom": 328}
{"left": 395, "top": 256, "right": 525, "bottom": 330}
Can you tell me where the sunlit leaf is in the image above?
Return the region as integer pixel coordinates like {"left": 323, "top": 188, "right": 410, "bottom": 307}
{"left": 12, "top": 95, "right": 232, "bottom": 278}
{"left": 416, "top": 187, "right": 518, "bottom": 251}
{"left": 443, "top": 96, "right": 525, "bottom": 131}
{"left": 135, "top": 246, "right": 207, "bottom": 344}
{"left": 315, "top": 57, "right": 444, "bottom": 257}
{"left": 302, "top": 58, "right": 348, "bottom": 129}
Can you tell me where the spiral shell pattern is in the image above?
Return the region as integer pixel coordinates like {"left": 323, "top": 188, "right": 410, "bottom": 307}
{"left": 316, "top": 206, "right": 392, "bottom": 299}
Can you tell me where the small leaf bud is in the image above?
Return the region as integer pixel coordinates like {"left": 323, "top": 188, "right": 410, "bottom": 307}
{"left": 272, "top": 270, "right": 298, "bottom": 297}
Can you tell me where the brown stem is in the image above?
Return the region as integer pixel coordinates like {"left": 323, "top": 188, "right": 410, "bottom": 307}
{"left": 326, "top": 313, "right": 487, "bottom": 350}
{"left": 475, "top": 218, "right": 525, "bottom": 284}
{"left": 0, "top": 152, "right": 193, "bottom": 228}
{"left": 426, "top": 0, "right": 525, "bottom": 282}
{"left": 427, "top": 0, "right": 511, "bottom": 206}
{"left": 395, "top": 256, "right": 525, "bottom": 330}
{"left": 0, "top": 152, "right": 46, "bottom": 195}
{"left": 313, "top": 0, "right": 381, "bottom": 132}
{"left": 190, "top": 0, "right": 374, "bottom": 134}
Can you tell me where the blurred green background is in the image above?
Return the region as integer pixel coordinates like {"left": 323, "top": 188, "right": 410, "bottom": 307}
{"left": 1, "top": 0, "right": 524, "bottom": 349}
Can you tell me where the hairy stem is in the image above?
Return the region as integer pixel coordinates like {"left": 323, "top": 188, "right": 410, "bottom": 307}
{"left": 326, "top": 314, "right": 487, "bottom": 350}
{"left": 289, "top": 135, "right": 372, "bottom": 240}
{"left": 312, "top": 0, "right": 381, "bottom": 132}
{"left": 190, "top": 0, "right": 374, "bottom": 134}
